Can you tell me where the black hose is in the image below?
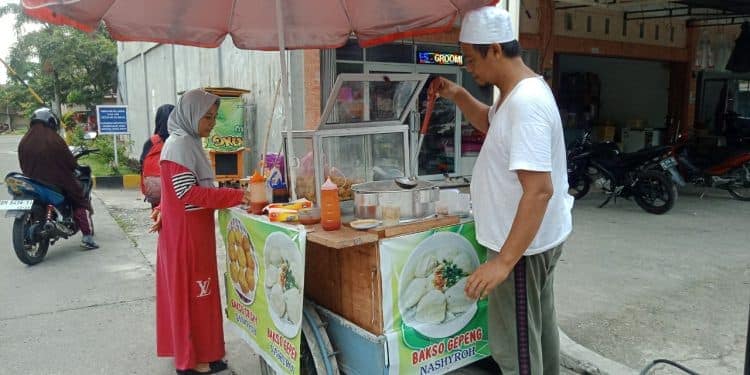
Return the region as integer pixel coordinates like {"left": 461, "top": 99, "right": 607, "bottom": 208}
{"left": 640, "top": 359, "right": 700, "bottom": 375}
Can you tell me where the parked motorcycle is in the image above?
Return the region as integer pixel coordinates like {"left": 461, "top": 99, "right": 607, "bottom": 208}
{"left": 2, "top": 134, "right": 98, "bottom": 265}
{"left": 666, "top": 133, "right": 750, "bottom": 201}
{"left": 567, "top": 132, "right": 678, "bottom": 214}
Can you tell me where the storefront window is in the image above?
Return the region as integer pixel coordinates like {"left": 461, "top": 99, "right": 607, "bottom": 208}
{"left": 336, "top": 62, "right": 363, "bottom": 74}
{"left": 366, "top": 44, "right": 414, "bottom": 64}
{"left": 461, "top": 69, "right": 492, "bottom": 158}
{"left": 326, "top": 41, "right": 492, "bottom": 177}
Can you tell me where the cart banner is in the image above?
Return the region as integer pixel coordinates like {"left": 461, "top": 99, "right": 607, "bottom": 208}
{"left": 204, "top": 98, "right": 245, "bottom": 152}
{"left": 219, "top": 209, "right": 306, "bottom": 375}
{"left": 380, "top": 222, "right": 490, "bottom": 374}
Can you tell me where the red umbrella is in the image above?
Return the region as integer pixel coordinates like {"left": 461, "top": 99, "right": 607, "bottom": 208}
{"left": 21, "top": 0, "right": 496, "bottom": 49}
{"left": 21, "top": 0, "right": 498, "bottom": 198}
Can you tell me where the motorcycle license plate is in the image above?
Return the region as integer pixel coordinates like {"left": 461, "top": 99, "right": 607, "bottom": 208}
{"left": 659, "top": 157, "right": 677, "bottom": 169}
{"left": 0, "top": 200, "right": 33, "bottom": 210}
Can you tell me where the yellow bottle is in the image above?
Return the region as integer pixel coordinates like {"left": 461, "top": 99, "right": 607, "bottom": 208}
{"left": 320, "top": 178, "right": 341, "bottom": 231}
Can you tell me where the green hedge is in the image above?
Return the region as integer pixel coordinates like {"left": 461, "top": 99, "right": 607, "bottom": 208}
{"left": 71, "top": 128, "right": 138, "bottom": 176}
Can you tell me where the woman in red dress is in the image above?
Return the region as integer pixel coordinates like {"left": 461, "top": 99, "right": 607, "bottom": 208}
{"left": 152, "top": 89, "right": 251, "bottom": 374}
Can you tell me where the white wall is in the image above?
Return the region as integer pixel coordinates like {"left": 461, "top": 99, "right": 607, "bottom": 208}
{"left": 558, "top": 54, "right": 670, "bottom": 129}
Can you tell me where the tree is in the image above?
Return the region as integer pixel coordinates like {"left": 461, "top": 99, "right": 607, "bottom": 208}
{"left": 0, "top": 3, "right": 117, "bottom": 117}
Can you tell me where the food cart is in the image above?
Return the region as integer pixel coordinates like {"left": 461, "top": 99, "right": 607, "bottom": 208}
{"left": 219, "top": 74, "right": 491, "bottom": 375}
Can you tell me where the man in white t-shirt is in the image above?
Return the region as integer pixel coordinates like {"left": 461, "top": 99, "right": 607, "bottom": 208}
{"left": 433, "top": 6, "right": 574, "bottom": 375}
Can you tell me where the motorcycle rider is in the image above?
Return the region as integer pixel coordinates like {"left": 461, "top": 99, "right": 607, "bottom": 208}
{"left": 17, "top": 108, "right": 99, "bottom": 250}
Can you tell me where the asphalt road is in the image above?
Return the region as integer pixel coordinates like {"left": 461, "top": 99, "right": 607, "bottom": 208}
{"left": 557, "top": 185, "right": 749, "bottom": 374}
{"left": 0, "top": 135, "right": 170, "bottom": 374}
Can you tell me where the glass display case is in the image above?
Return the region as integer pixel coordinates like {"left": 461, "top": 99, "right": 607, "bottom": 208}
{"left": 283, "top": 73, "right": 428, "bottom": 204}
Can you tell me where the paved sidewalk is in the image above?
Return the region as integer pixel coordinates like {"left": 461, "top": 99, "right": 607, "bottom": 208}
{"left": 91, "top": 189, "right": 263, "bottom": 374}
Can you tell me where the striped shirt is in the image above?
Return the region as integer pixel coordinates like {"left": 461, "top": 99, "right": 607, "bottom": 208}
{"left": 172, "top": 172, "right": 203, "bottom": 212}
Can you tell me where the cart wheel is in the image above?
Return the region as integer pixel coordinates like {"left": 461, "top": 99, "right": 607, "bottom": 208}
{"left": 259, "top": 302, "right": 339, "bottom": 375}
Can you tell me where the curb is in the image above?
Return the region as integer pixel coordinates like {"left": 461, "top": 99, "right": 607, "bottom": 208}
{"left": 93, "top": 174, "right": 141, "bottom": 189}
{"left": 560, "top": 330, "right": 638, "bottom": 375}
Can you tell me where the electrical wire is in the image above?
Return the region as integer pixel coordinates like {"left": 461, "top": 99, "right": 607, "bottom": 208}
{"left": 640, "top": 359, "right": 700, "bottom": 375}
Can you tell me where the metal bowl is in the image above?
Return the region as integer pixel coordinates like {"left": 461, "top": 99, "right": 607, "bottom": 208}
{"left": 352, "top": 180, "right": 439, "bottom": 222}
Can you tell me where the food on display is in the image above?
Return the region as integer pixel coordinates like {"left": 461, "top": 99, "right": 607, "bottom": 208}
{"left": 295, "top": 175, "right": 365, "bottom": 202}
{"left": 264, "top": 232, "right": 303, "bottom": 336}
{"left": 399, "top": 233, "right": 480, "bottom": 334}
{"left": 227, "top": 219, "right": 257, "bottom": 303}
{"left": 416, "top": 290, "right": 447, "bottom": 324}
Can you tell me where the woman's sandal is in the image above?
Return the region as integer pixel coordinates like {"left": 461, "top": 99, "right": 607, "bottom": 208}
{"left": 209, "top": 360, "right": 228, "bottom": 372}
{"left": 175, "top": 360, "right": 228, "bottom": 375}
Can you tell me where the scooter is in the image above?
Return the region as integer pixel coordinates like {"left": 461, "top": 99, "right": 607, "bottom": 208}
{"left": 567, "top": 132, "right": 679, "bottom": 214}
{"left": 667, "top": 132, "right": 750, "bottom": 201}
{"left": 2, "top": 134, "right": 99, "bottom": 265}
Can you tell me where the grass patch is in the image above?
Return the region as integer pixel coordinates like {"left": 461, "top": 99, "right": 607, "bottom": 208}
{"left": 79, "top": 154, "right": 139, "bottom": 177}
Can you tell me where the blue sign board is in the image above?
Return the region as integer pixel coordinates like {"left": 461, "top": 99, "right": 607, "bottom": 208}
{"left": 96, "top": 105, "right": 129, "bottom": 134}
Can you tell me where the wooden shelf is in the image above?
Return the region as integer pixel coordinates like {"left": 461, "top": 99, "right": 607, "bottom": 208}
{"left": 367, "top": 215, "right": 461, "bottom": 239}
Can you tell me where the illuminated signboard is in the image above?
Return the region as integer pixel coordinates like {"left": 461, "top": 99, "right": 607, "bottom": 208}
{"left": 417, "top": 51, "right": 463, "bottom": 66}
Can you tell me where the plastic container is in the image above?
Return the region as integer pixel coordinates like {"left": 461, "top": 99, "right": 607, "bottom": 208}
{"left": 320, "top": 178, "right": 341, "bottom": 231}
{"left": 248, "top": 170, "right": 268, "bottom": 215}
{"left": 272, "top": 183, "right": 290, "bottom": 203}
{"left": 298, "top": 207, "right": 321, "bottom": 225}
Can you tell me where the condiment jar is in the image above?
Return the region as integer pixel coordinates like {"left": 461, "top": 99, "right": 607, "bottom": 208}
{"left": 248, "top": 170, "right": 268, "bottom": 215}
{"left": 320, "top": 177, "right": 341, "bottom": 231}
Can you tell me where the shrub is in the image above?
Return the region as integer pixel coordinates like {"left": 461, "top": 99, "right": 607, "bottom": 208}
{"left": 71, "top": 128, "right": 137, "bottom": 175}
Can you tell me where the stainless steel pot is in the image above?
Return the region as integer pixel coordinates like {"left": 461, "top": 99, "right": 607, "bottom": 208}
{"left": 352, "top": 180, "right": 439, "bottom": 222}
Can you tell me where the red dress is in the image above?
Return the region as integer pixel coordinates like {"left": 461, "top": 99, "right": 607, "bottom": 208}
{"left": 156, "top": 161, "right": 244, "bottom": 370}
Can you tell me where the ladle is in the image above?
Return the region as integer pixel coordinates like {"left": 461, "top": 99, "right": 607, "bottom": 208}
{"left": 395, "top": 78, "right": 439, "bottom": 189}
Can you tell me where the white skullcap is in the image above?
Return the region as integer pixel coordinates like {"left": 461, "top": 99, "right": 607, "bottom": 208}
{"left": 459, "top": 6, "right": 515, "bottom": 44}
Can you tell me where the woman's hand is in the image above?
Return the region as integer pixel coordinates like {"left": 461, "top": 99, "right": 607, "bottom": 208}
{"left": 149, "top": 208, "right": 162, "bottom": 233}
{"left": 241, "top": 190, "right": 252, "bottom": 206}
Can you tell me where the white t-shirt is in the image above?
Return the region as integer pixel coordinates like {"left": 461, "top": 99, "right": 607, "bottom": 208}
{"left": 470, "top": 77, "right": 574, "bottom": 256}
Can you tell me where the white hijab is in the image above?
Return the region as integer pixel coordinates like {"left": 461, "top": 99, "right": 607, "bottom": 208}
{"left": 160, "top": 89, "right": 219, "bottom": 187}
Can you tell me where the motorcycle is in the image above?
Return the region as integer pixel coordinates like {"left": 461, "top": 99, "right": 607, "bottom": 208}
{"left": 567, "top": 132, "right": 678, "bottom": 214}
{"left": 2, "top": 133, "right": 99, "bottom": 265}
{"left": 666, "top": 133, "right": 750, "bottom": 201}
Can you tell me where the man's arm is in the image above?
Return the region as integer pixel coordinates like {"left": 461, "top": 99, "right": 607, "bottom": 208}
{"left": 464, "top": 170, "right": 553, "bottom": 299}
{"left": 432, "top": 77, "right": 491, "bottom": 133}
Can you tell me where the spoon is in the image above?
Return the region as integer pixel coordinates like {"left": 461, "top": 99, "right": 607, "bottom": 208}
{"left": 394, "top": 176, "right": 419, "bottom": 189}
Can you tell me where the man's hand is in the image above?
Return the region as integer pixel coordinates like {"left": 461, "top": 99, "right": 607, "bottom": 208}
{"left": 429, "top": 76, "right": 490, "bottom": 133}
{"left": 464, "top": 256, "right": 513, "bottom": 300}
{"left": 430, "top": 76, "right": 462, "bottom": 101}
{"left": 464, "top": 171, "right": 553, "bottom": 300}
{"left": 149, "top": 208, "right": 162, "bottom": 233}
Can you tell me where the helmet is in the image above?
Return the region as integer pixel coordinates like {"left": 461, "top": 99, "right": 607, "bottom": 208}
{"left": 30, "top": 108, "right": 60, "bottom": 131}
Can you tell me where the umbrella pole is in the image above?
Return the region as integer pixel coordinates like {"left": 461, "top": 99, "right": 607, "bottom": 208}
{"left": 275, "top": 0, "right": 297, "bottom": 200}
